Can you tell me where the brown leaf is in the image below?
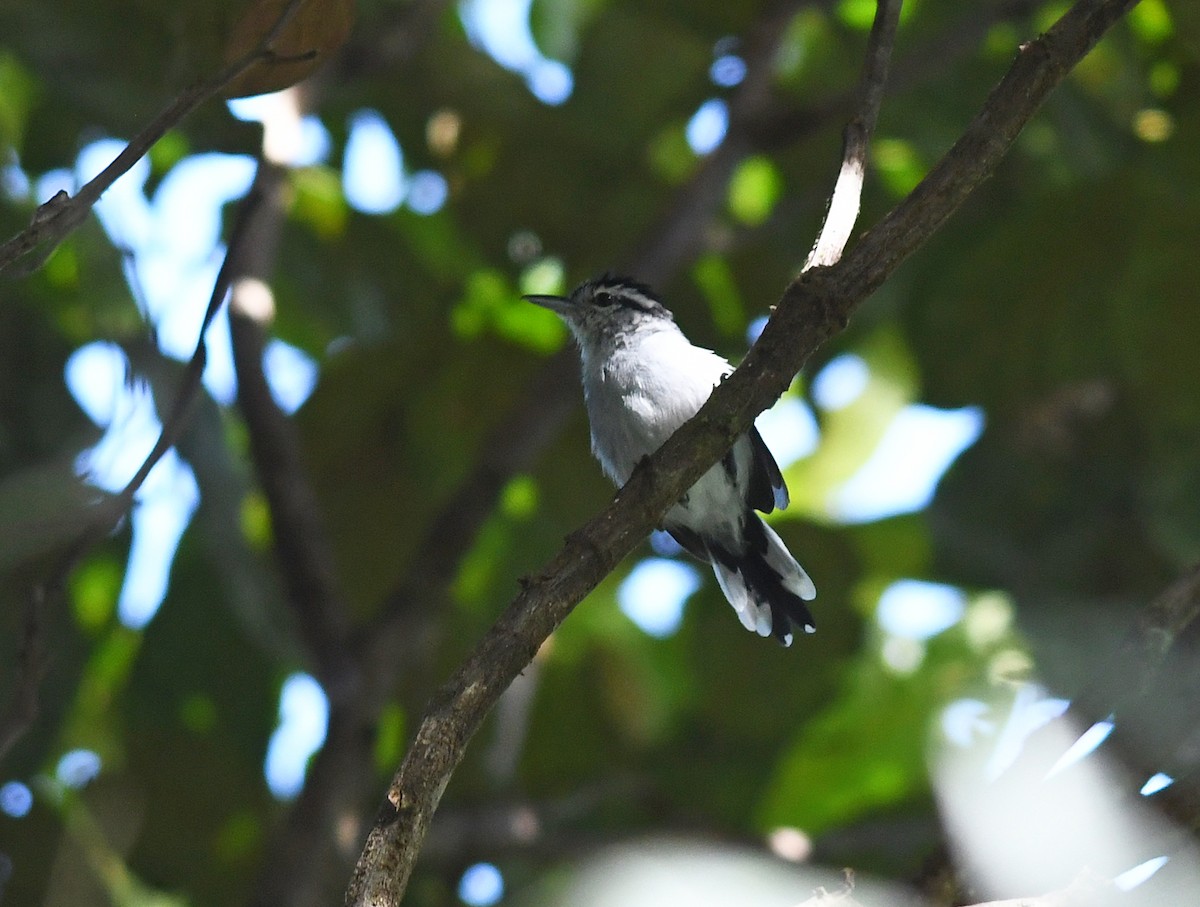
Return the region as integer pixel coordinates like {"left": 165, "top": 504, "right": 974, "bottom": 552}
{"left": 222, "top": 0, "right": 355, "bottom": 99}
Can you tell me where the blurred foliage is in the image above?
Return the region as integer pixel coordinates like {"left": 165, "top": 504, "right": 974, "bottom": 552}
{"left": 0, "top": 0, "right": 1198, "bottom": 905}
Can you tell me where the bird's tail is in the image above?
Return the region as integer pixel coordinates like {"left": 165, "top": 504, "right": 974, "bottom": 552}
{"left": 708, "top": 515, "right": 816, "bottom": 646}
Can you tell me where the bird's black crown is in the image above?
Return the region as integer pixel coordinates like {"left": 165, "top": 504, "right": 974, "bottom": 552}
{"left": 578, "top": 273, "right": 674, "bottom": 319}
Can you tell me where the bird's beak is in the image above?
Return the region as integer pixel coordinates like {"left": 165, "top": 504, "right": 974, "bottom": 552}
{"left": 522, "top": 293, "right": 572, "bottom": 315}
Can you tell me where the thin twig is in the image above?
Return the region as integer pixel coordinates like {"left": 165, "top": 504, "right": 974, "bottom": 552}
{"left": 751, "top": 0, "right": 1040, "bottom": 152}
{"left": 107, "top": 179, "right": 269, "bottom": 521}
{"left": 344, "top": 0, "right": 1138, "bottom": 903}
{"left": 804, "top": 0, "right": 903, "bottom": 270}
{"left": 0, "top": 0, "right": 309, "bottom": 277}
{"left": 6, "top": 162, "right": 277, "bottom": 765}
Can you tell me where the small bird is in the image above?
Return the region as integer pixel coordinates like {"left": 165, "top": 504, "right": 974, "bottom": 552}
{"left": 525, "top": 274, "right": 816, "bottom": 645}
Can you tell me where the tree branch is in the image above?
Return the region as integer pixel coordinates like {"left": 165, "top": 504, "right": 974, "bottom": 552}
{"left": 1073, "top": 560, "right": 1200, "bottom": 727}
{"left": 993, "top": 559, "right": 1200, "bottom": 827}
{"left": 0, "top": 0, "right": 309, "bottom": 277}
{"left": 227, "top": 160, "right": 357, "bottom": 691}
{"left": 243, "top": 11, "right": 812, "bottom": 905}
{"left": 804, "top": 0, "right": 903, "bottom": 269}
{"left": 345, "top": 0, "right": 1139, "bottom": 903}
{"left": 7, "top": 144, "right": 286, "bottom": 770}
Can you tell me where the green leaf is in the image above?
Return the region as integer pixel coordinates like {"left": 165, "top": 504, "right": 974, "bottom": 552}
{"left": 691, "top": 254, "right": 746, "bottom": 336}
{"left": 0, "top": 51, "right": 36, "bottom": 150}
{"left": 290, "top": 165, "right": 348, "bottom": 238}
{"left": 728, "top": 156, "right": 782, "bottom": 226}
{"left": 1129, "top": 0, "right": 1174, "bottom": 44}
{"left": 452, "top": 268, "right": 567, "bottom": 353}
{"left": 70, "top": 555, "right": 122, "bottom": 633}
{"left": 648, "top": 123, "right": 697, "bottom": 184}
{"left": 872, "top": 137, "right": 926, "bottom": 198}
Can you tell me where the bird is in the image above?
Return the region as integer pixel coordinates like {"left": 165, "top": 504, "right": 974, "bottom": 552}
{"left": 524, "top": 274, "right": 816, "bottom": 645}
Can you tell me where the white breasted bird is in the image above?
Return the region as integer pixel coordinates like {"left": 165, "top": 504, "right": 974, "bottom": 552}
{"left": 525, "top": 274, "right": 816, "bottom": 645}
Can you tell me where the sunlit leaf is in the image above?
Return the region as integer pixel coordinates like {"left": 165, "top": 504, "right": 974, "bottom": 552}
{"left": 728, "top": 155, "right": 782, "bottom": 226}
{"left": 691, "top": 254, "right": 745, "bottom": 336}
{"left": 872, "top": 137, "right": 925, "bottom": 198}
{"left": 373, "top": 702, "right": 407, "bottom": 775}
{"left": 453, "top": 268, "right": 567, "bottom": 353}
{"left": 71, "top": 556, "right": 122, "bottom": 633}
{"left": 290, "top": 165, "right": 347, "bottom": 238}
{"left": 0, "top": 51, "right": 36, "bottom": 150}
{"left": 148, "top": 130, "right": 190, "bottom": 179}
{"left": 648, "top": 123, "right": 697, "bottom": 184}
{"left": 1129, "top": 0, "right": 1174, "bottom": 44}
{"left": 499, "top": 474, "right": 539, "bottom": 520}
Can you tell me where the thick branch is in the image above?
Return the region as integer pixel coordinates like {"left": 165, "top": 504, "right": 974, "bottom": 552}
{"left": 345, "top": 0, "right": 1138, "bottom": 903}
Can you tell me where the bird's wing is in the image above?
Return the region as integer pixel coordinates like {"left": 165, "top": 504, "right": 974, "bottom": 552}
{"left": 706, "top": 350, "right": 789, "bottom": 514}
{"left": 747, "top": 426, "right": 790, "bottom": 513}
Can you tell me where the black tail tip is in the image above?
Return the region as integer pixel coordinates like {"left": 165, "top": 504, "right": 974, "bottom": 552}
{"left": 772, "top": 605, "right": 816, "bottom": 647}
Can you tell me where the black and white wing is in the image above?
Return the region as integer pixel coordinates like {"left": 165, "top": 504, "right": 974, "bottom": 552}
{"left": 746, "top": 426, "right": 789, "bottom": 514}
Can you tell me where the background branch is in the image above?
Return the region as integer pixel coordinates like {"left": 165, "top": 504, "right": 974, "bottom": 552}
{"left": 0, "top": 587, "right": 47, "bottom": 765}
{"left": 4, "top": 148, "right": 281, "bottom": 774}
{"left": 1073, "top": 560, "right": 1200, "bottom": 726}
{"left": 227, "top": 159, "right": 356, "bottom": 690}
{"left": 347, "top": 0, "right": 1141, "bottom": 903}
{"left": 0, "top": 0, "right": 307, "bottom": 276}
{"left": 993, "top": 559, "right": 1200, "bottom": 826}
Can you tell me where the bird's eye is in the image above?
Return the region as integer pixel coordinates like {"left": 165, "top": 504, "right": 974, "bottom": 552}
{"left": 594, "top": 291, "right": 616, "bottom": 307}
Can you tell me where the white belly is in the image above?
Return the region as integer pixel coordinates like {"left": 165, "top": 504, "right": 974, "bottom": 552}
{"left": 581, "top": 327, "right": 731, "bottom": 486}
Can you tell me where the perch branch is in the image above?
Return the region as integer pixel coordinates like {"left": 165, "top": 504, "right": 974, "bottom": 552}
{"left": 346, "top": 0, "right": 1138, "bottom": 903}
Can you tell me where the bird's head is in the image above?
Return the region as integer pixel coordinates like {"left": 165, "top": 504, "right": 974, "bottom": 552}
{"left": 523, "top": 274, "right": 674, "bottom": 348}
